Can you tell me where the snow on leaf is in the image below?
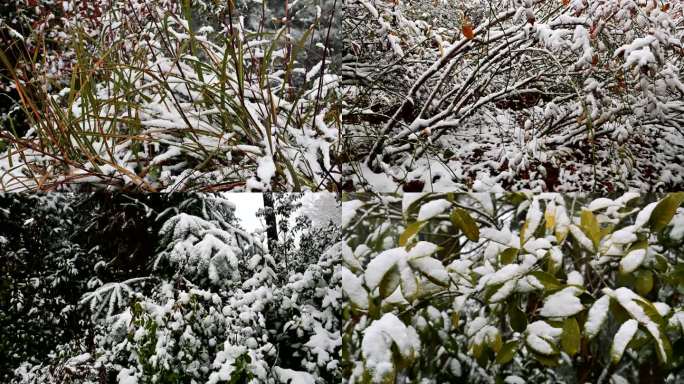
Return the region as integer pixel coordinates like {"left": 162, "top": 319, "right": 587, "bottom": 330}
{"left": 362, "top": 314, "right": 420, "bottom": 382}
{"left": 417, "top": 199, "right": 452, "bottom": 221}
{"left": 408, "top": 256, "right": 449, "bottom": 286}
{"left": 342, "top": 200, "right": 364, "bottom": 228}
{"left": 341, "top": 268, "right": 369, "bottom": 309}
{"left": 273, "top": 367, "right": 316, "bottom": 384}
{"left": 585, "top": 295, "right": 611, "bottom": 339}
{"left": 522, "top": 199, "right": 542, "bottom": 244}
{"left": 364, "top": 248, "right": 405, "bottom": 291}
{"left": 620, "top": 249, "right": 646, "bottom": 274}
{"left": 406, "top": 241, "right": 438, "bottom": 259}
{"left": 611, "top": 319, "right": 639, "bottom": 364}
{"left": 539, "top": 287, "right": 584, "bottom": 318}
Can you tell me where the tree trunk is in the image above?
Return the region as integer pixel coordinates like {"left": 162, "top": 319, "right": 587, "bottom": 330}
{"left": 263, "top": 192, "right": 278, "bottom": 247}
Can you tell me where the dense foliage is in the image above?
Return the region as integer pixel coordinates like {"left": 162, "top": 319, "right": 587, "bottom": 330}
{"left": 342, "top": 192, "right": 684, "bottom": 383}
{"left": 0, "top": 192, "right": 342, "bottom": 383}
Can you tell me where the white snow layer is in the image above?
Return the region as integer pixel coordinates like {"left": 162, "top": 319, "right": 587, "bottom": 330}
{"left": 342, "top": 200, "right": 364, "bottom": 228}
{"left": 585, "top": 295, "right": 611, "bottom": 339}
{"left": 417, "top": 199, "right": 451, "bottom": 221}
{"left": 273, "top": 367, "right": 316, "bottom": 384}
{"left": 611, "top": 319, "right": 638, "bottom": 362}
{"left": 620, "top": 249, "right": 646, "bottom": 273}
{"left": 341, "top": 268, "right": 369, "bottom": 309}
{"left": 539, "top": 287, "right": 584, "bottom": 317}
{"left": 362, "top": 313, "right": 420, "bottom": 382}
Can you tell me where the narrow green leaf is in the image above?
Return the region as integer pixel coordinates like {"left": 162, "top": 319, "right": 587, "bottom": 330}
{"left": 581, "top": 209, "right": 601, "bottom": 250}
{"left": 561, "top": 317, "right": 580, "bottom": 356}
{"left": 399, "top": 222, "right": 424, "bottom": 246}
{"left": 450, "top": 208, "right": 480, "bottom": 242}
{"left": 379, "top": 265, "right": 401, "bottom": 299}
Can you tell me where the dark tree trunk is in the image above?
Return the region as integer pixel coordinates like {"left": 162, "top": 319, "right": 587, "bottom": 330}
{"left": 263, "top": 192, "right": 278, "bottom": 246}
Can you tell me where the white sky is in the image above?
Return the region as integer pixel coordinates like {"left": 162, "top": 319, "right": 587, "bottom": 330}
{"left": 224, "top": 193, "right": 264, "bottom": 233}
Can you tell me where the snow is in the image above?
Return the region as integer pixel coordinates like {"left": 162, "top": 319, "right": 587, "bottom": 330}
{"left": 526, "top": 321, "right": 561, "bottom": 355}
{"left": 486, "top": 264, "right": 523, "bottom": 286}
{"left": 117, "top": 368, "right": 138, "bottom": 384}
{"left": 567, "top": 271, "right": 584, "bottom": 286}
{"left": 480, "top": 227, "right": 513, "bottom": 245}
{"left": 605, "top": 287, "right": 669, "bottom": 362}
{"left": 539, "top": 287, "right": 584, "bottom": 318}
{"left": 611, "top": 319, "right": 638, "bottom": 362}
{"left": 362, "top": 314, "right": 420, "bottom": 382}
{"left": 611, "top": 228, "right": 637, "bottom": 245}
{"left": 569, "top": 225, "right": 594, "bottom": 252}
{"left": 408, "top": 256, "right": 449, "bottom": 285}
{"left": 585, "top": 295, "right": 611, "bottom": 339}
{"left": 364, "top": 248, "right": 405, "bottom": 290}
{"left": 273, "top": 367, "right": 316, "bottom": 384}
{"left": 341, "top": 268, "right": 368, "bottom": 309}
{"left": 342, "top": 244, "right": 363, "bottom": 271}
{"left": 342, "top": 200, "right": 364, "bottom": 228}
{"left": 523, "top": 199, "right": 542, "bottom": 243}
{"left": 407, "top": 241, "right": 439, "bottom": 259}
{"left": 634, "top": 202, "right": 658, "bottom": 228}
{"left": 417, "top": 199, "right": 451, "bottom": 221}
{"left": 588, "top": 198, "right": 619, "bottom": 212}
{"left": 489, "top": 279, "right": 517, "bottom": 302}
{"left": 654, "top": 303, "right": 671, "bottom": 317}
{"left": 620, "top": 249, "right": 646, "bottom": 273}
{"left": 505, "top": 375, "right": 526, "bottom": 384}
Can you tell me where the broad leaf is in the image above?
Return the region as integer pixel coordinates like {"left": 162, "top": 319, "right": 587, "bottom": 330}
{"left": 450, "top": 208, "right": 480, "bottom": 242}
{"left": 561, "top": 317, "right": 580, "bottom": 356}
{"left": 649, "top": 193, "right": 684, "bottom": 232}
{"left": 496, "top": 340, "right": 519, "bottom": 365}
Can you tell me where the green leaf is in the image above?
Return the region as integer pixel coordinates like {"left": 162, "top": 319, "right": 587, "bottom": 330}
{"left": 561, "top": 317, "right": 580, "bottom": 356}
{"left": 379, "top": 265, "right": 401, "bottom": 299}
{"left": 581, "top": 209, "right": 601, "bottom": 250}
{"left": 634, "top": 298, "right": 672, "bottom": 364}
{"left": 635, "top": 269, "right": 654, "bottom": 296}
{"left": 495, "top": 340, "right": 519, "bottom": 365}
{"left": 649, "top": 193, "right": 684, "bottom": 232}
{"left": 529, "top": 271, "right": 562, "bottom": 290}
{"left": 450, "top": 208, "right": 480, "bottom": 242}
{"left": 499, "top": 248, "right": 519, "bottom": 265}
{"left": 532, "top": 351, "right": 559, "bottom": 367}
{"left": 399, "top": 221, "right": 424, "bottom": 246}
{"left": 509, "top": 305, "right": 527, "bottom": 333}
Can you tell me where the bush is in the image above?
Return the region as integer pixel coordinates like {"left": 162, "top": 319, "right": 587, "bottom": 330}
{"left": 342, "top": 192, "right": 684, "bottom": 383}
